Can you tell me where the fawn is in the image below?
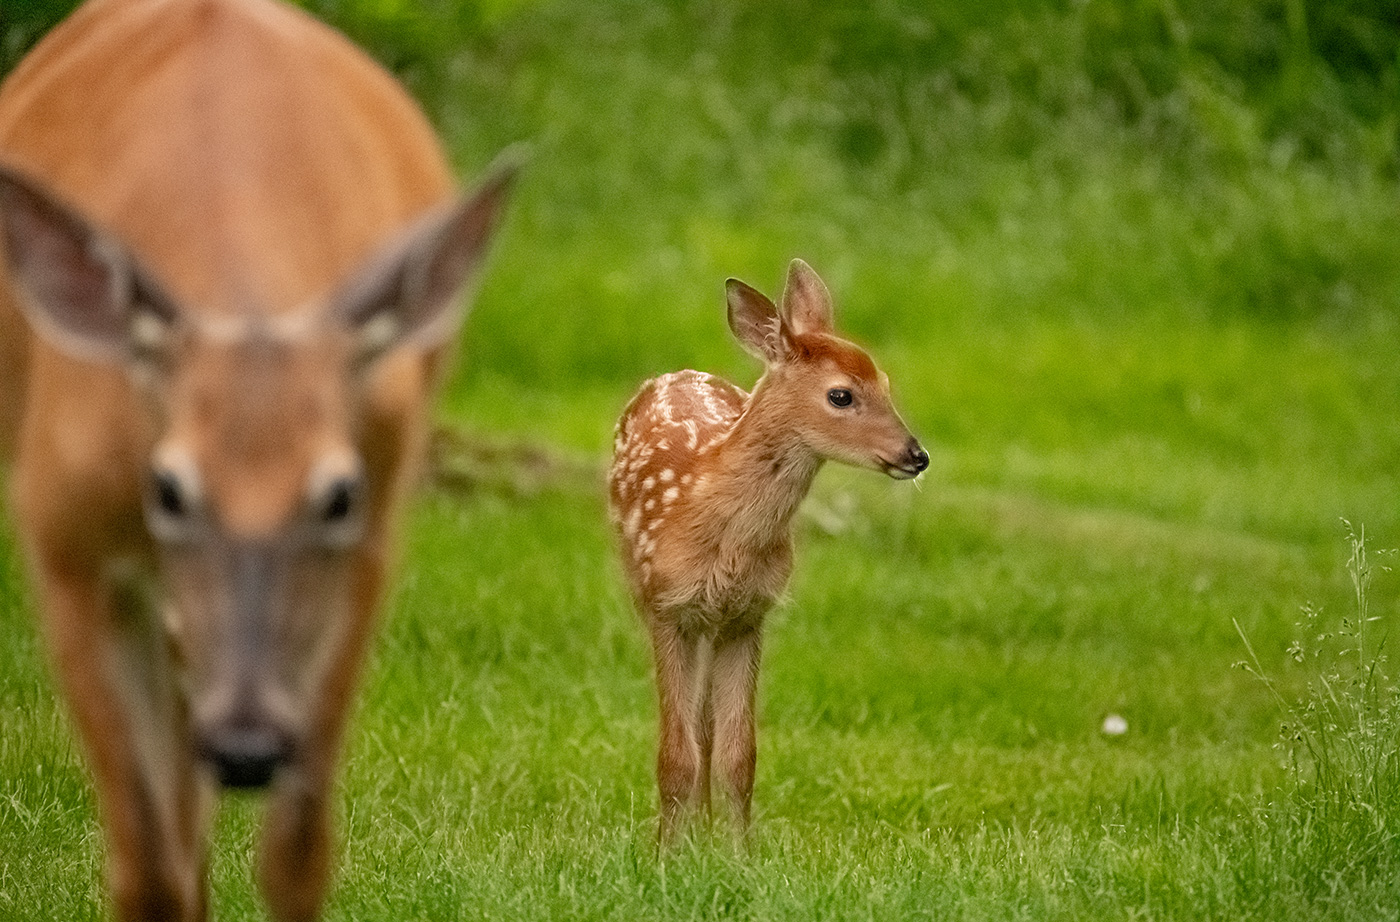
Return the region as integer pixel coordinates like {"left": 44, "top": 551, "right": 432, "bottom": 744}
{"left": 608, "top": 259, "right": 927, "bottom": 841}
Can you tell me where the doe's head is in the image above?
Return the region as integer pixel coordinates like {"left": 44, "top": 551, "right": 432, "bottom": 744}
{"left": 725, "top": 259, "right": 928, "bottom": 479}
{"left": 0, "top": 154, "right": 519, "bottom": 789}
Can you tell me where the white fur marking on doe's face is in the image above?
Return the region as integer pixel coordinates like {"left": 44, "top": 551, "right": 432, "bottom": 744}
{"left": 357, "top": 311, "right": 401, "bottom": 355}
{"left": 130, "top": 311, "right": 169, "bottom": 354}
{"left": 194, "top": 308, "right": 322, "bottom": 344}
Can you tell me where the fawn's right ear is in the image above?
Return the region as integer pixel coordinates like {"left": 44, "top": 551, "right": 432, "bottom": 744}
{"left": 0, "top": 164, "right": 179, "bottom": 365}
{"left": 726, "top": 278, "right": 786, "bottom": 364}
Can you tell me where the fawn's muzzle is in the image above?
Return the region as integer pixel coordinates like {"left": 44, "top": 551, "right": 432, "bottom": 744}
{"left": 885, "top": 438, "right": 929, "bottom": 479}
{"left": 907, "top": 440, "right": 929, "bottom": 474}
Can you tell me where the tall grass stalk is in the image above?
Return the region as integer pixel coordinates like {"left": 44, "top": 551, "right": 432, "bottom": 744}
{"left": 1237, "top": 523, "right": 1400, "bottom": 894}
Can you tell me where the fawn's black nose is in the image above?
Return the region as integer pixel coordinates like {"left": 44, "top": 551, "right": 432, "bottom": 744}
{"left": 198, "top": 724, "right": 293, "bottom": 790}
{"left": 907, "top": 440, "right": 929, "bottom": 473}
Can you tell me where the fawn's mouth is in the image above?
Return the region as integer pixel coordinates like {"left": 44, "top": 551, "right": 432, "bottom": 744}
{"left": 881, "top": 459, "right": 922, "bottom": 480}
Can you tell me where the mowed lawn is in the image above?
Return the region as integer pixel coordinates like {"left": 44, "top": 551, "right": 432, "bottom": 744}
{"left": 2, "top": 0, "right": 1400, "bottom": 919}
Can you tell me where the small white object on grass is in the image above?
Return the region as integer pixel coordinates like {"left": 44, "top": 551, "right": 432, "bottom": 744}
{"left": 1101, "top": 713, "right": 1129, "bottom": 736}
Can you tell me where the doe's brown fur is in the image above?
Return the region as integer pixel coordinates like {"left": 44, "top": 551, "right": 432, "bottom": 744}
{"left": 0, "top": 1, "right": 518, "bottom": 918}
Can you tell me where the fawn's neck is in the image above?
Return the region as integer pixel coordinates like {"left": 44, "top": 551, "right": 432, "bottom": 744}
{"left": 705, "top": 377, "right": 822, "bottom": 549}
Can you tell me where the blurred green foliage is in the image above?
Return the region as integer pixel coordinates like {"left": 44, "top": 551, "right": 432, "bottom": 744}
{"left": 4, "top": 0, "right": 1397, "bottom": 172}
{"left": 4, "top": 0, "right": 1397, "bottom": 410}
{"left": 1, "top": 0, "right": 74, "bottom": 70}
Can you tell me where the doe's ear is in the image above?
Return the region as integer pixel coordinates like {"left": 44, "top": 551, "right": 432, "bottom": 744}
{"left": 726, "top": 278, "right": 786, "bottom": 365}
{"left": 780, "top": 258, "right": 834, "bottom": 336}
{"left": 0, "top": 163, "right": 179, "bottom": 364}
{"left": 334, "top": 148, "right": 524, "bottom": 365}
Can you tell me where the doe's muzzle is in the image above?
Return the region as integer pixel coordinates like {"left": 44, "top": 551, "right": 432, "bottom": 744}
{"left": 197, "top": 718, "right": 294, "bottom": 790}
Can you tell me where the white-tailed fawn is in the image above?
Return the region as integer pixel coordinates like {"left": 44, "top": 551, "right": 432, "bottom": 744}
{"left": 608, "top": 259, "right": 927, "bottom": 842}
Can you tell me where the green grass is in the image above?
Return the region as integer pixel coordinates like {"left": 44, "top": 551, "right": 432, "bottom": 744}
{"left": 3, "top": 0, "right": 1400, "bottom": 918}
{"left": 4, "top": 485, "right": 1390, "bottom": 919}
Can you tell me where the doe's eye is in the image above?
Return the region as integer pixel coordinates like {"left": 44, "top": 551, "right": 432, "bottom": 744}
{"left": 322, "top": 478, "right": 358, "bottom": 524}
{"left": 152, "top": 470, "right": 187, "bottom": 517}
{"left": 827, "top": 388, "right": 853, "bottom": 408}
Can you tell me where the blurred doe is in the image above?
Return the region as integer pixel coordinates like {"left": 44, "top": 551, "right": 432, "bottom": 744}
{"left": 0, "top": 0, "right": 517, "bottom": 919}
{"left": 608, "top": 259, "right": 928, "bottom": 842}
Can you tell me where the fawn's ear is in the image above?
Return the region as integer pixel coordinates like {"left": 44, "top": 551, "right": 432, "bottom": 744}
{"left": 332, "top": 148, "right": 523, "bottom": 366}
{"left": 726, "top": 277, "right": 787, "bottom": 364}
{"left": 0, "top": 163, "right": 180, "bottom": 365}
{"left": 779, "top": 258, "right": 834, "bottom": 336}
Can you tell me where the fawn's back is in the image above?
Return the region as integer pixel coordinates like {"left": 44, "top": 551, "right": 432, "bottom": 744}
{"left": 609, "top": 370, "right": 777, "bottom": 623}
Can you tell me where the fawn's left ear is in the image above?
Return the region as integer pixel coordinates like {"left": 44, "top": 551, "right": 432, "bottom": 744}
{"left": 779, "top": 258, "right": 834, "bottom": 336}
{"left": 727, "top": 277, "right": 789, "bottom": 364}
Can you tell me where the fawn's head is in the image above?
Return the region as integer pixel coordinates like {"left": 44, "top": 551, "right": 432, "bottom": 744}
{"left": 0, "top": 158, "right": 517, "bottom": 789}
{"left": 726, "top": 259, "right": 927, "bottom": 479}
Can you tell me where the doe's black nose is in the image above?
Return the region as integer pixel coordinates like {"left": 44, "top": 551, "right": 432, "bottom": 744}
{"left": 197, "top": 724, "right": 293, "bottom": 790}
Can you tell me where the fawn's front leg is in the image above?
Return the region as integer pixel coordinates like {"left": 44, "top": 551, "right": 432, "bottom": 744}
{"left": 709, "top": 624, "right": 763, "bottom": 835}
{"left": 649, "top": 615, "right": 712, "bottom": 844}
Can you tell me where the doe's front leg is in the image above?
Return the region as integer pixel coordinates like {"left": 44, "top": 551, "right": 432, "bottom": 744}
{"left": 258, "top": 541, "right": 388, "bottom": 921}
{"left": 33, "top": 553, "right": 210, "bottom": 922}
{"left": 259, "top": 776, "right": 333, "bottom": 922}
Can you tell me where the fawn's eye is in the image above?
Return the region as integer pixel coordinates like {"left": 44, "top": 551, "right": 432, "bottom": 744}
{"left": 152, "top": 470, "right": 187, "bottom": 517}
{"left": 827, "top": 388, "right": 853, "bottom": 408}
